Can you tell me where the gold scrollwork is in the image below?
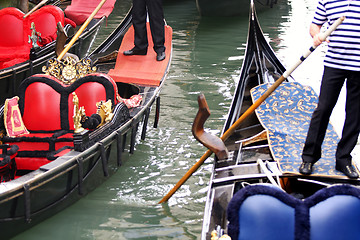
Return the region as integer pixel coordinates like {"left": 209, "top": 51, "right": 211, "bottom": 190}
{"left": 42, "top": 56, "right": 97, "bottom": 85}
{"left": 72, "top": 92, "right": 86, "bottom": 133}
{"left": 96, "top": 100, "right": 114, "bottom": 127}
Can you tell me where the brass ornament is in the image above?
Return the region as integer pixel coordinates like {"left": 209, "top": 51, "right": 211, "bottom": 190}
{"left": 42, "top": 56, "right": 97, "bottom": 85}
{"left": 28, "top": 22, "right": 41, "bottom": 48}
{"left": 72, "top": 92, "right": 86, "bottom": 133}
{"left": 96, "top": 100, "right": 113, "bottom": 127}
{"left": 210, "top": 230, "right": 231, "bottom": 240}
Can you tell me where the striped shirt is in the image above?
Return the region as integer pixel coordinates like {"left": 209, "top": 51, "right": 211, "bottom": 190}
{"left": 313, "top": 0, "right": 360, "bottom": 71}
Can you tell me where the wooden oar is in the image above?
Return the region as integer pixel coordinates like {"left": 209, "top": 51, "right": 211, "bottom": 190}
{"left": 158, "top": 16, "right": 345, "bottom": 204}
{"left": 23, "top": 0, "right": 49, "bottom": 18}
{"left": 57, "top": 0, "right": 108, "bottom": 60}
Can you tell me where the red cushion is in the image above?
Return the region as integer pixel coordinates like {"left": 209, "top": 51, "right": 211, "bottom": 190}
{"left": 26, "top": 5, "right": 65, "bottom": 47}
{"left": 0, "top": 6, "right": 66, "bottom": 69}
{"left": 56, "top": 140, "right": 74, "bottom": 150}
{"left": 7, "top": 133, "right": 74, "bottom": 170}
{"left": 15, "top": 157, "right": 51, "bottom": 170}
{"left": 0, "top": 8, "right": 26, "bottom": 47}
{"left": 5, "top": 133, "right": 74, "bottom": 151}
{"left": 1, "top": 57, "right": 29, "bottom": 69}
{"left": 5, "top": 132, "right": 74, "bottom": 170}
{"left": 22, "top": 82, "right": 62, "bottom": 131}
{"left": 9, "top": 140, "right": 50, "bottom": 151}
{"left": 19, "top": 74, "right": 119, "bottom": 132}
{"left": 0, "top": 8, "right": 30, "bottom": 65}
{"left": 68, "top": 82, "right": 108, "bottom": 130}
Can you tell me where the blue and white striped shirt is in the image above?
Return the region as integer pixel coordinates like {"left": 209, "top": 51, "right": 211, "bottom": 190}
{"left": 313, "top": 0, "right": 360, "bottom": 71}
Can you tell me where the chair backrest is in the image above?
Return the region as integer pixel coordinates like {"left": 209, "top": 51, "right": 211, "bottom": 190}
{"left": 227, "top": 184, "right": 360, "bottom": 240}
{"left": 17, "top": 74, "right": 119, "bottom": 132}
{"left": 26, "top": 5, "right": 65, "bottom": 46}
{"left": 227, "top": 184, "right": 297, "bottom": 240}
{"left": 0, "top": 8, "right": 26, "bottom": 48}
{"left": 0, "top": 6, "right": 67, "bottom": 70}
{"left": 308, "top": 185, "right": 360, "bottom": 240}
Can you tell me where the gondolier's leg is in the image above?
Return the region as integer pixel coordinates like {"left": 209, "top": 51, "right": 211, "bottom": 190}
{"left": 132, "top": 0, "right": 148, "bottom": 50}
{"left": 146, "top": 0, "right": 165, "bottom": 55}
{"left": 301, "top": 67, "right": 345, "bottom": 174}
{"left": 335, "top": 71, "right": 360, "bottom": 176}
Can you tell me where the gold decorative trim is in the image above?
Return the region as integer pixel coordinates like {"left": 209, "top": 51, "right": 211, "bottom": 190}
{"left": 73, "top": 92, "right": 86, "bottom": 133}
{"left": 42, "top": 56, "right": 97, "bottom": 85}
{"left": 96, "top": 100, "right": 113, "bottom": 127}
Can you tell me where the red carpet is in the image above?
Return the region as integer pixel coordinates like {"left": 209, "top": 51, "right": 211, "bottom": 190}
{"left": 108, "top": 23, "right": 173, "bottom": 86}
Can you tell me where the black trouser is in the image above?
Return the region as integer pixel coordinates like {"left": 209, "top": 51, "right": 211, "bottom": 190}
{"left": 132, "top": 0, "right": 165, "bottom": 53}
{"left": 302, "top": 66, "right": 360, "bottom": 167}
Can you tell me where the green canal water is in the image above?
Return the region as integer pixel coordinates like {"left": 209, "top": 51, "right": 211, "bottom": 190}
{"left": 5, "top": 0, "right": 359, "bottom": 239}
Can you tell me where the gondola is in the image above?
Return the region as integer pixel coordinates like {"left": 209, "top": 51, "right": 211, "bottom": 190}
{"left": 0, "top": 2, "right": 106, "bottom": 103}
{"left": 196, "top": 2, "right": 360, "bottom": 240}
{"left": 196, "top": 0, "right": 278, "bottom": 17}
{"left": 0, "top": 7, "right": 173, "bottom": 239}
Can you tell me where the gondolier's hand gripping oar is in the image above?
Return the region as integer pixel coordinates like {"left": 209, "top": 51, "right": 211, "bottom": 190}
{"left": 282, "top": 16, "right": 345, "bottom": 79}
{"left": 158, "top": 16, "right": 345, "bottom": 204}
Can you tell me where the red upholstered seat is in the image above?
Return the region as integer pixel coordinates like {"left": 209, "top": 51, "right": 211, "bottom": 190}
{"left": 0, "top": 8, "right": 30, "bottom": 69}
{"left": 0, "top": 8, "right": 25, "bottom": 48}
{"left": 19, "top": 74, "right": 119, "bottom": 131}
{"left": 67, "top": 82, "right": 109, "bottom": 130}
{"left": 0, "top": 6, "right": 75, "bottom": 70}
{"left": 2, "top": 73, "right": 119, "bottom": 171}
{"left": 5, "top": 132, "right": 74, "bottom": 170}
{"left": 22, "top": 82, "right": 62, "bottom": 131}
{"left": 26, "top": 5, "right": 66, "bottom": 46}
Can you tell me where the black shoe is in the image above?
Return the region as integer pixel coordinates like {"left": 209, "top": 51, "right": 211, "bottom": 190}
{"left": 336, "top": 164, "right": 359, "bottom": 179}
{"left": 156, "top": 51, "right": 166, "bottom": 61}
{"left": 299, "top": 162, "right": 313, "bottom": 175}
{"left": 123, "top": 48, "right": 147, "bottom": 56}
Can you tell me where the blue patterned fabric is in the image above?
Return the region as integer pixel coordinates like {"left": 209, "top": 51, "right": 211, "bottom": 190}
{"left": 250, "top": 82, "right": 346, "bottom": 177}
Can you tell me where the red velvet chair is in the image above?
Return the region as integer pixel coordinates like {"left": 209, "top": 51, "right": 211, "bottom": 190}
{"left": 0, "top": 7, "right": 30, "bottom": 69}
{"left": 1, "top": 73, "right": 119, "bottom": 171}
{"left": 0, "top": 6, "right": 76, "bottom": 69}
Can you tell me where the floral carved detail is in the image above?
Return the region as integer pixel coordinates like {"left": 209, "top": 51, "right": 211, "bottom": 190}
{"left": 42, "top": 56, "right": 97, "bottom": 85}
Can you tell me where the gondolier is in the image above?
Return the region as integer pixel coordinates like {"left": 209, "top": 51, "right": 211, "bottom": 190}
{"left": 299, "top": 0, "right": 360, "bottom": 178}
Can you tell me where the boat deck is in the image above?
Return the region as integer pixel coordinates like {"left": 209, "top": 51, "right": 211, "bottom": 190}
{"left": 108, "top": 23, "right": 173, "bottom": 86}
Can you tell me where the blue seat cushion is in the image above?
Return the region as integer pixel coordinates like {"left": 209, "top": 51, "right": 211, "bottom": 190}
{"left": 308, "top": 185, "right": 360, "bottom": 240}
{"left": 227, "top": 184, "right": 360, "bottom": 240}
{"left": 227, "top": 184, "right": 300, "bottom": 240}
